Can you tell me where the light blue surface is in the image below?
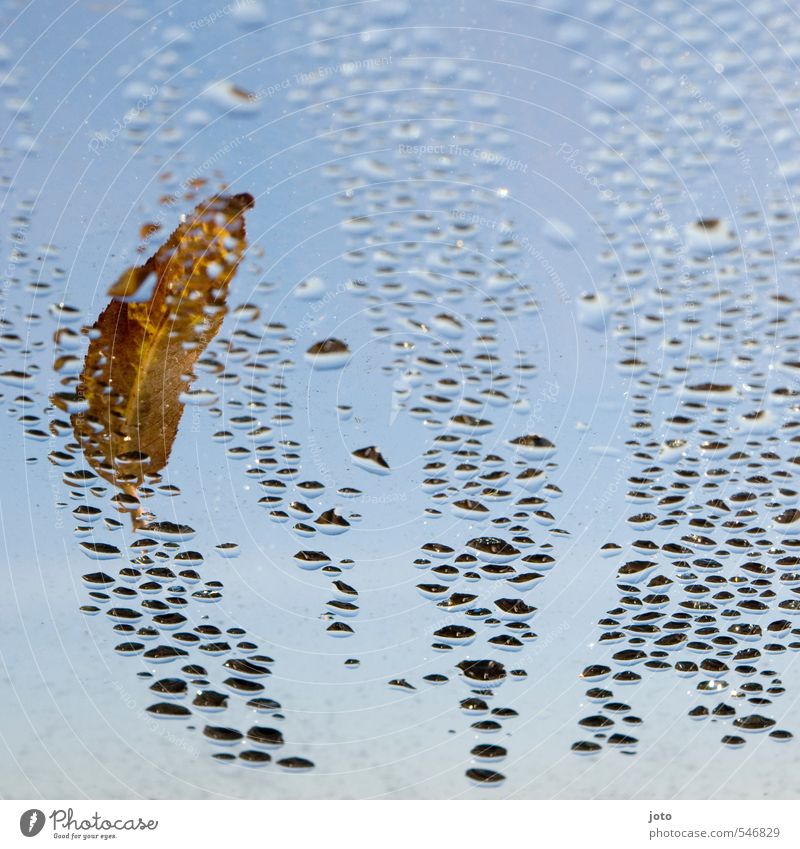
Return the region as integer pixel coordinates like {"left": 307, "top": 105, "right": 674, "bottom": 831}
{"left": 1, "top": 0, "right": 800, "bottom": 798}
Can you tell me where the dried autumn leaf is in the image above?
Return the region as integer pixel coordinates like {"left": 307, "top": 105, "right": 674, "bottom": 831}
{"left": 66, "top": 192, "right": 254, "bottom": 514}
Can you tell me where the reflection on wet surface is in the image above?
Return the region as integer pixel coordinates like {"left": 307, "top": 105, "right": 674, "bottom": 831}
{"left": 3, "top": 0, "right": 800, "bottom": 799}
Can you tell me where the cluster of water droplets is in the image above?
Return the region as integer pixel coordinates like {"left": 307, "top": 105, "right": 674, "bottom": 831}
{"left": 563, "top": 0, "right": 800, "bottom": 756}
{"left": 4, "top": 0, "right": 800, "bottom": 793}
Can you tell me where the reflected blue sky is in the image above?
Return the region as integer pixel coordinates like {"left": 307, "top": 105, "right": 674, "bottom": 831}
{"left": 2, "top": 0, "right": 800, "bottom": 799}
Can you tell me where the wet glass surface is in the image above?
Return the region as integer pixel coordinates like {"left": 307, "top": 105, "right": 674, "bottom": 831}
{"left": 2, "top": 0, "right": 800, "bottom": 799}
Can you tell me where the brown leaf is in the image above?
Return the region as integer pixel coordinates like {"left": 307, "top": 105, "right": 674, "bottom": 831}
{"left": 66, "top": 192, "right": 254, "bottom": 512}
